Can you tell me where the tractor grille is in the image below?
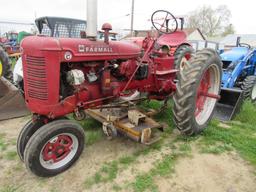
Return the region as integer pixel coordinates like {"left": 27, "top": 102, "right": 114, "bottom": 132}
{"left": 26, "top": 56, "right": 48, "bottom": 100}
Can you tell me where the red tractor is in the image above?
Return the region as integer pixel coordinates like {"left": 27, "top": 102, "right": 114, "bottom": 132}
{"left": 18, "top": 9, "right": 222, "bottom": 177}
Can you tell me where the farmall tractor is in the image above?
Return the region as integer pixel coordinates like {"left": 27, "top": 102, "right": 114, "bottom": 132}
{"left": 18, "top": 1, "right": 222, "bottom": 177}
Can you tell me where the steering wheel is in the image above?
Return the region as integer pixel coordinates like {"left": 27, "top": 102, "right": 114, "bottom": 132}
{"left": 239, "top": 43, "right": 251, "bottom": 49}
{"left": 151, "top": 10, "right": 178, "bottom": 34}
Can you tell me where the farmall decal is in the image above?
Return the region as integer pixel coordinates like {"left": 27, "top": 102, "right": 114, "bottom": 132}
{"left": 78, "top": 45, "right": 113, "bottom": 53}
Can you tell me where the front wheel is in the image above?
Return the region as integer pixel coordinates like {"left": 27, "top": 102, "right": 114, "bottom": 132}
{"left": 173, "top": 49, "right": 222, "bottom": 135}
{"left": 241, "top": 76, "right": 256, "bottom": 102}
{"left": 24, "top": 120, "right": 85, "bottom": 177}
{"left": 17, "top": 119, "right": 45, "bottom": 161}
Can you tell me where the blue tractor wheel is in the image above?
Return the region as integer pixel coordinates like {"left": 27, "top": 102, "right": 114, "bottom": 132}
{"left": 241, "top": 76, "right": 256, "bottom": 102}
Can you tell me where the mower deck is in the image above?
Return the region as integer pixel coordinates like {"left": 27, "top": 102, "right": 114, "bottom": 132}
{"left": 85, "top": 107, "right": 163, "bottom": 145}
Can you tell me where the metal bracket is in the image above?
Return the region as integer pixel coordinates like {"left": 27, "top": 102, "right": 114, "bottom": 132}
{"left": 128, "top": 110, "right": 146, "bottom": 126}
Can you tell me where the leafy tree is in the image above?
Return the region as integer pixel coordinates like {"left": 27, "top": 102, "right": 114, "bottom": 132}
{"left": 222, "top": 24, "right": 235, "bottom": 36}
{"left": 187, "top": 5, "right": 234, "bottom": 37}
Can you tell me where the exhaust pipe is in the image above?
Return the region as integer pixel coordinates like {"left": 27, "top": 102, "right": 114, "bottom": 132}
{"left": 86, "top": 0, "right": 98, "bottom": 39}
{"left": 236, "top": 36, "right": 241, "bottom": 47}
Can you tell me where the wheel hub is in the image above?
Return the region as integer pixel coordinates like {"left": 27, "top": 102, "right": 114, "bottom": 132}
{"left": 195, "top": 65, "right": 220, "bottom": 125}
{"left": 42, "top": 134, "right": 74, "bottom": 164}
{"left": 39, "top": 132, "right": 79, "bottom": 170}
{"left": 195, "top": 70, "right": 211, "bottom": 116}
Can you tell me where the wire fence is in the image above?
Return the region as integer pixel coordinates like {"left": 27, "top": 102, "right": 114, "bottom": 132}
{"left": 0, "top": 21, "right": 36, "bottom": 36}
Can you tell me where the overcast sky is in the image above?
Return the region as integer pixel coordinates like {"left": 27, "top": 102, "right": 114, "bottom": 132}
{"left": 0, "top": 0, "right": 255, "bottom": 34}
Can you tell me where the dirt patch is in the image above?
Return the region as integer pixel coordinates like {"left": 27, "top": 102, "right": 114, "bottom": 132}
{"left": 156, "top": 152, "right": 256, "bottom": 192}
{"left": 0, "top": 117, "right": 256, "bottom": 192}
{"left": 0, "top": 117, "right": 142, "bottom": 192}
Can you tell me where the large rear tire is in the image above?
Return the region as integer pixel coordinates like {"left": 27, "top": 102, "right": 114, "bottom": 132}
{"left": 173, "top": 49, "right": 222, "bottom": 135}
{"left": 241, "top": 76, "right": 256, "bottom": 102}
{"left": 0, "top": 46, "right": 12, "bottom": 80}
{"left": 24, "top": 119, "right": 85, "bottom": 177}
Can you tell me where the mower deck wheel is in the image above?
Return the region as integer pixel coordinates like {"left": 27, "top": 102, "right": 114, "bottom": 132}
{"left": 24, "top": 119, "right": 85, "bottom": 177}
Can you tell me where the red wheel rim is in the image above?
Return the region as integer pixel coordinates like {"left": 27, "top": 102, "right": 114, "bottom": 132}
{"left": 195, "top": 69, "right": 211, "bottom": 117}
{"left": 192, "top": 64, "right": 221, "bottom": 125}
{"left": 42, "top": 135, "right": 73, "bottom": 163}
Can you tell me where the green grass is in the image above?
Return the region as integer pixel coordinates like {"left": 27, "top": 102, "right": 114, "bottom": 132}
{"left": 197, "top": 101, "right": 256, "bottom": 165}
{"left": 0, "top": 134, "right": 7, "bottom": 151}
{"left": 130, "top": 101, "right": 256, "bottom": 191}
{"left": 132, "top": 154, "right": 176, "bottom": 192}
{"left": 151, "top": 155, "right": 176, "bottom": 176}
{"left": 133, "top": 174, "right": 157, "bottom": 192}
{"left": 139, "top": 100, "right": 175, "bottom": 133}
{"left": 131, "top": 139, "right": 190, "bottom": 192}
{"left": 0, "top": 185, "right": 19, "bottom": 192}
{"left": 79, "top": 118, "right": 103, "bottom": 146}
{"left": 235, "top": 101, "right": 256, "bottom": 124}
{"left": 178, "top": 142, "right": 192, "bottom": 153}
{"left": 68, "top": 115, "right": 104, "bottom": 146}
{"left": 86, "top": 130, "right": 103, "bottom": 146}
{"left": 119, "top": 155, "right": 136, "bottom": 166}
{"left": 5, "top": 151, "right": 17, "bottom": 160}
{"left": 84, "top": 139, "right": 165, "bottom": 189}
{"left": 112, "top": 184, "right": 122, "bottom": 191}
{"left": 101, "top": 161, "right": 119, "bottom": 181}
{"left": 85, "top": 161, "right": 119, "bottom": 187}
{"left": 200, "top": 143, "right": 233, "bottom": 154}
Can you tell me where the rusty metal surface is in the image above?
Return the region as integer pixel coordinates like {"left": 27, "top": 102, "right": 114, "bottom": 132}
{"left": 0, "top": 77, "right": 30, "bottom": 120}
{"left": 128, "top": 110, "right": 146, "bottom": 126}
{"left": 85, "top": 108, "right": 162, "bottom": 144}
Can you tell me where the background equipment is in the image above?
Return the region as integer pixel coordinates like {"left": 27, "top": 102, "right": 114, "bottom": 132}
{"left": 214, "top": 37, "right": 256, "bottom": 121}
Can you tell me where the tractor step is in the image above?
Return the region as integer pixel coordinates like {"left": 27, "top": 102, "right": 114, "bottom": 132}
{"left": 85, "top": 107, "right": 163, "bottom": 145}
{"left": 214, "top": 88, "right": 243, "bottom": 121}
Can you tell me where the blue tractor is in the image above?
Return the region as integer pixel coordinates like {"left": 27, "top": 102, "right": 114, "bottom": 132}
{"left": 214, "top": 37, "right": 256, "bottom": 121}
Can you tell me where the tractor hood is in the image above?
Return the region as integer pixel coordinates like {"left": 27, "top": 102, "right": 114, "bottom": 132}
{"left": 220, "top": 47, "right": 249, "bottom": 62}
{"left": 21, "top": 36, "right": 141, "bottom": 61}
